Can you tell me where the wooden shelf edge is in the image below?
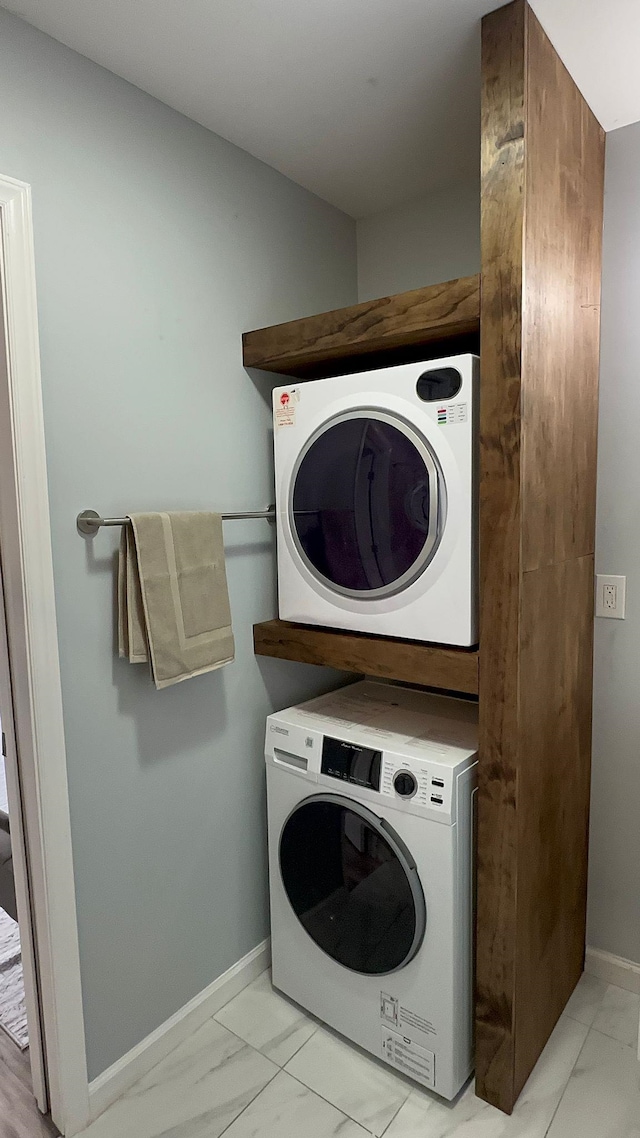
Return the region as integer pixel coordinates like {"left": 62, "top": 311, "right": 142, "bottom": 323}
{"left": 243, "top": 275, "right": 480, "bottom": 376}
{"left": 254, "top": 620, "right": 479, "bottom": 696}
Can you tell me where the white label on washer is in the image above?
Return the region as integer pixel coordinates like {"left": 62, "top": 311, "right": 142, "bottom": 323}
{"left": 382, "top": 1027, "right": 435, "bottom": 1087}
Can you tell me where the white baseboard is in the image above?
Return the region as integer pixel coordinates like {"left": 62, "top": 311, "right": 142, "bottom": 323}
{"left": 87, "top": 938, "right": 271, "bottom": 1124}
{"left": 585, "top": 945, "right": 640, "bottom": 995}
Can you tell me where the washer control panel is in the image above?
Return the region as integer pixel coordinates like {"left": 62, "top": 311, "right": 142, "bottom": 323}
{"left": 381, "top": 754, "right": 453, "bottom": 817}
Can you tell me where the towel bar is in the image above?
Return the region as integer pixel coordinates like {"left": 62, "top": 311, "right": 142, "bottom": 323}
{"left": 77, "top": 506, "right": 276, "bottom": 535}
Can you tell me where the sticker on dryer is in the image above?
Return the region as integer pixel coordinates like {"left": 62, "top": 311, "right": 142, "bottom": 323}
{"left": 275, "top": 390, "right": 296, "bottom": 428}
{"left": 382, "top": 1028, "right": 435, "bottom": 1086}
{"left": 437, "top": 402, "right": 468, "bottom": 425}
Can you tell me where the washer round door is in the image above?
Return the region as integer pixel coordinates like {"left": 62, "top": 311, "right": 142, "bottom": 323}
{"left": 279, "top": 794, "right": 426, "bottom": 975}
{"left": 289, "top": 410, "right": 445, "bottom": 599}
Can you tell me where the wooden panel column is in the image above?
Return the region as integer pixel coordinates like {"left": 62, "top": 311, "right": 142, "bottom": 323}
{"left": 477, "top": 0, "right": 604, "bottom": 1113}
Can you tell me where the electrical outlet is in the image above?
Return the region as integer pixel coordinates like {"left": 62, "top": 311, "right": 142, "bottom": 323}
{"left": 595, "top": 574, "right": 626, "bottom": 619}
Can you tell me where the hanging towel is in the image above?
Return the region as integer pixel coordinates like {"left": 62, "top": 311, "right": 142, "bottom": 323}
{"left": 118, "top": 512, "right": 235, "bottom": 689}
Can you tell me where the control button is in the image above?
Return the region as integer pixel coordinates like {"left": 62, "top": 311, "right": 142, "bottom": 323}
{"left": 393, "top": 771, "right": 417, "bottom": 798}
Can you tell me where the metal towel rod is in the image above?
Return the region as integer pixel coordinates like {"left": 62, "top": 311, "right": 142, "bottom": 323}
{"left": 77, "top": 506, "right": 276, "bottom": 535}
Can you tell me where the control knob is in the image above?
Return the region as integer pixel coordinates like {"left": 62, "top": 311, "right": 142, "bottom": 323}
{"left": 393, "top": 771, "right": 417, "bottom": 798}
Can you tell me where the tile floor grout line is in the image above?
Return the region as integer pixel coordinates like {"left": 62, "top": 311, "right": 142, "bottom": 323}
{"left": 541, "top": 1022, "right": 592, "bottom": 1138}
{"left": 283, "top": 1026, "right": 417, "bottom": 1132}
{"left": 587, "top": 1023, "right": 638, "bottom": 1050}
{"left": 280, "top": 1067, "right": 400, "bottom": 1135}
{"left": 270, "top": 1021, "right": 320, "bottom": 1066}
{"left": 210, "top": 1022, "right": 380, "bottom": 1138}
{"left": 214, "top": 1060, "right": 282, "bottom": 1138}
{"left": 288, "top": 1056, "right": 407, "bottom": 1138}
{"left": 214, "top": 972, "right": 323, "bottom": 1069}
{"left": 377, "top": 1087, "right": 413, "bottom": 1136}
{"left": 563, "top": 1008, "right": 599, "bottom": 1027}
{"left": 212, "top": 965, "right": 272, "bottom": 1020}
{"left": 217, "top": 1007, "right": 321, "bottom": 1069}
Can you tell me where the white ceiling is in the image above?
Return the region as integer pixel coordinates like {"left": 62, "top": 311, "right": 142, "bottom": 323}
{"left": 2, "top": 0, "right": 640, "bottom": 218}
{"left": 531, "top": 0, "right": 640, "bottom": 133}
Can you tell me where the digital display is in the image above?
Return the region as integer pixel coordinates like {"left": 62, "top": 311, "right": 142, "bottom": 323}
{"left": 321, "top": 736, "right": 382, "bottom": 791}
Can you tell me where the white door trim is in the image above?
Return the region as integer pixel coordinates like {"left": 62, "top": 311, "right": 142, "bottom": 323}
{"left": 0, "top": 173, "right": 89, "bottom": 1135}
{"left": 0, "top": 555, "right": 46, "bottom": 1107}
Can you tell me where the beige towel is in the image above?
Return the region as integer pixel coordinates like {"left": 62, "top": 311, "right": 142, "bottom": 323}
{"left": 118, "top": 512, "right": 235, "bottom": 689}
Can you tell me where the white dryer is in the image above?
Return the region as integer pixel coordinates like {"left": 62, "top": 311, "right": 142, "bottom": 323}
{"left": 266, "top": 681, "right": 477, "bottom": 1100}
{"left": 272, "top": 354, "right": 478, "bottom": 646}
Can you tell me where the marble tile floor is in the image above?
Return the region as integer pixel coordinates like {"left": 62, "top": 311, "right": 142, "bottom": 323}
{"left": 78, "top": 970, "right": 640, "bottom": 1138}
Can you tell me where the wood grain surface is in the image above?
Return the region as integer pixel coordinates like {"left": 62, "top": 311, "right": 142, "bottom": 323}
{"left": 522, "top": 15, "right": 604, "bottom": 570}
{"left": 254, "top": 620, "right": 479, "bottom": 695}
{"left": 243, "top": 275, "right": 480, "bottom": 376}
{"left": 516, "top": 554, "right": 595, "bottom": 1093}
{"left": 476, "top": 0, "right": 526, "bottom": 1110}
{"left": 477, "top": 0, "right": 604, "bottom": 1114}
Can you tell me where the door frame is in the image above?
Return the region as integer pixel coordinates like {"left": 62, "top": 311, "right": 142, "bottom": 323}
{"left": 0, "top": 173, "right": 90, "bottom": 1134}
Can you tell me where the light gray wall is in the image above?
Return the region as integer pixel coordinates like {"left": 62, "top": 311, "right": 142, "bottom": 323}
{"left": 356, "top": 181, "right": 480, "bottom": 302}
{"left": 588, "top": 120, "right": 640, "bottom": 966}
{"left": 0, "top": 8, "right": 356, "bottom": 1080}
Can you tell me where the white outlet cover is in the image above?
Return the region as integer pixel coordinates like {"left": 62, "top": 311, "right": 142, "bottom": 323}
{"left": 595, "top": 574, "right": 626, "bottom": 619}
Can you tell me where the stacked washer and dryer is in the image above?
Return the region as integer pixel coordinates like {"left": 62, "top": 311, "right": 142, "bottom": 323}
{"left": 265, "top": 355, "right": 479, "bottom": 1100}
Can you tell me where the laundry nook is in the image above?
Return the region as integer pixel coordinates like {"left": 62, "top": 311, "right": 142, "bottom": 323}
{"left": 0, "top": 1, "right": 637, "bottom": 1136}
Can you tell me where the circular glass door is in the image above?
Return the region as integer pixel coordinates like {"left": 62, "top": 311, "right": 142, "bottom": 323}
{"left": 279, "top": 794, "right": 426, "bottom": 975}
{"left": 290, "top": 410, "right": 444, "bottom": 599}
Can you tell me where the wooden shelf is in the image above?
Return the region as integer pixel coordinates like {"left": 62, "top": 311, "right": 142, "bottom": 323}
{"left": 254, "top": 620, "right": 479, "bottom": 696}
{"left": 243, "top": 274, "right": 480, "bottom": 377}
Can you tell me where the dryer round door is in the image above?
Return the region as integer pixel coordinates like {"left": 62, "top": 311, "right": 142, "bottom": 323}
{"left": 289, "top": 410, "right": 445, "bottom": 599}
{"left": 279, "top": 794, "right": 426, "bottom": 975}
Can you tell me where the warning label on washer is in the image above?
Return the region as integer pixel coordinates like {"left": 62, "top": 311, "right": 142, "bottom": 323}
{"left": 400, "top": 1006, "right": 437, "bottom": 1037}
{"left": 382, "top": 1028, "right": 435, "bottom": 1087}
{"left": 380, "top": 993, "right": 436, "bottom": 1038}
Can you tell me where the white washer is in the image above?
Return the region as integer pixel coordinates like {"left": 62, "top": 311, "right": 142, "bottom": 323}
{"left": 266, "top": 681, "right": 477, "bottom": 1100}
{"left": 273, "top": 354, "right": 478, "bottom": 646}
